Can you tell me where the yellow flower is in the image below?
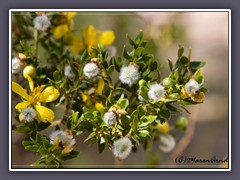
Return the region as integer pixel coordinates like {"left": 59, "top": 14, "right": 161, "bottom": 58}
{"left": 12, "top": 75, "right": 60, "bottom": 123}
{"left": 157, "top": 122, "right": 170, "bottom": 134}
{"left": 70, "top": 26, "right": 115, "bottom": 54}
{"left": 81, "top": 77, "right": 105, "bottom": 110}
{"left": 52, "top": 12, "right": 77, "bottom": 39}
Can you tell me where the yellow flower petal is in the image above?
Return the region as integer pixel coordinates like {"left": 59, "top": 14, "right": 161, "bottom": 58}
{"left": 53, "top": 24, "right": 69, "bottom": 39}
{"left": 39, "top": 86, "right": 60, "bottom": 103}
{"left": 15, "top": 101, "right": 31, "bottom": 110}
{"left": 95, "top": 102, "right": 104, "bottom": 111}
{"left": 12, "top": 82, "right": 29, "bottom": 100}
{"left": 98, "top": 31, "right": 115, "bottom": 46}
{"left": 71, "top": 41, "right": 84, "bottom": 54}
{"left": 63, "top": 32, "right": 80, "bottom": 45}
{"left": 96, "top": 78, "right": 104, "bottom": 95}
{"left": 82, "top": 25, "right": 97, "bottom": 46}
{"left": 34, "top": 105, "right": 54, "bottom": 123}
{"left": 62, "top": 12, "right": 77, "bottom": 20}
{"left": 24, "top": 75, "right": 34, "bottom": 92}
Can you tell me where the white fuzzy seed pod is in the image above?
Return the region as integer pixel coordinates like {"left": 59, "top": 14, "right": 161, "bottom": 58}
{"left": 49, "top": 130, "right": 76, "bottom": 148}
{"left": 12, "top": 57, "right": 22, "bottom": 74}
{"left": 33, "top": 14, "right": 51, "bottom": 32}
{"left": 64, "top": 65, "right": 75, "bottom": 79}
{"left": 119, "top": 64, "right": 140, "bottom": 87}
{"left": 20, "top": 107, "right": 36, "bottom": 122}
{"left": 113, "top": 137, "right": 132, "bottom": 160}
{"left": 158, "top": 134, "right": 176, "bottom": 153}
{"left": 184, "top": 79, "right": 200, "bottom": 95}
{"left": 104, "top": 111, "right": 117, "bottom": 126}
{"left": 147, "top": 83, "right": 165, "bottom": 101}
{"left": 83, "top": 62, "right": 100, "bottom": 79}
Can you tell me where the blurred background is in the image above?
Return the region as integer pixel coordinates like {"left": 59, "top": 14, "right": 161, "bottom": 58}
{"left": 12, "top": 11, "right": 229, "bottom": 168}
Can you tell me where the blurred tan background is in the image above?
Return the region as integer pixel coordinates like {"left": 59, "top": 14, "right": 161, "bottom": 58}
{"left": 12, "top": 11, "right": 229, "bottom": 168}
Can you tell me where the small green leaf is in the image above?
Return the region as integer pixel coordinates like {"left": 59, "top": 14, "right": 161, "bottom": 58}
{"left": 134, "top": 31, "right": 143, "bottom": 45}
{"left": 123, "top": 46, "right": 131, "bottom": 59}
{"left": 126, "top": 34, "right": 136, "bottom": 47}
{"left": 119, "top": 99, "right": 129, "bottom": 109}
{"left": 107, "top": 65, "right": 115, "bottom": 75}
{"left": 195, "top": 70, "right": 203, "bottom": 83}
{"left": 37, "top": 122, "right": 51, "bottom": 131}
{"left": 53, "top": 71, "right": 61, "bottom": 82}
{"left": 158, "top": 109, "right": 171, "bottom": 120}
{"left": 139, "top": 130, "right": 149, "bottom": 137}
{"left": 179, "top": 56, "right": 189, "bottom": 66}
{"left": 134, "top": 47, "right": 144, "bottom": 57}
{"left": 84, "top": 132, "right": 96, "bottom": 143}
{"left": 98, "top": 137, "right": 106, "bottom": 154}
{"left": 61, "top": 150, "right": 79, "bottom": 161}
{"left": 189, "top": 61, "right": 206, "bottom": 70}
{"left": 178, "top": 45, "right": 184, "bottom": 58}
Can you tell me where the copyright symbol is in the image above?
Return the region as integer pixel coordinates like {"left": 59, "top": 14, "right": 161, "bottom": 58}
{"left": 175, "top": 156, "right": 185, "bottom": 163}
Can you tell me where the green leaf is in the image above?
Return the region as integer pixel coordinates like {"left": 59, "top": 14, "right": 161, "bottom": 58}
{"left": 37, "top": 122, "right": 51, "bottom": 131}
{"left": 189, "top": 61, "right": 206, "bottom": 70}
{"left": 134, "top": 47, "right": 144, "bottom": 57}
{"left": 137, "top": 105, "right": 145, "bottom": 116}
{"left": 98, "top": 137, "right": 106, "bottom": 154}
{"left": 61, "top": 150, "right": 79, "bottom": 161}
{"left": 165, "top": 104, "right": 181, "bottom": 112}
{"left": 179, "top": 56, "right": 189, "bottom": 66}
{"left": 131, "top": 116, "right": 138, "bottom": 131}
{"left": 167, "top": 59, "right": 173, "bottom": 72}
{"left": 200, "top": 87, "right": 208, "bottom": 93}
{"left": 139, "top": 130, "right": 149, "bottom": 137}
{"left": 53, "top": 71, "right": 61, "bottom": 82}
{"left": 134, "top": 31, "right": 143, "bottom": 45}
{"left": 123, "top": 46, "right": 131, "bottom": 59}
{"left": 158, "top": 109, "right": 171, "bottom": 120}
{"left": 126, "top": 34, "right": 136, "bottom": 47}
{"left": 84, "top": 132, "right": 96, "bottom": 143}
{"left": 107, "top": 65, "right": 115, "bottom": 75}
{"left": 69, "top": 61, "right": 78, "bottom": 76}
{"left": 195, "top": 70, "right": 203, "bottom": 83}
{"left": 119, "top": 99, "right": 129, "bottom": 110}
{"left": 178, "top": 45, "right": 184, "bottom": 58}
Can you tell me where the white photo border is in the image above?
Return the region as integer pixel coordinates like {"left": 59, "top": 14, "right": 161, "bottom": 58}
{"left": 9, "top": 9, "right": 231, "bottom": 171}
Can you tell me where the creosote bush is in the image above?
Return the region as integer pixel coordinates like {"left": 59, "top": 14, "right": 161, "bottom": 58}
{"left": 11, "top": 12, "right": 207, "bottom": 168}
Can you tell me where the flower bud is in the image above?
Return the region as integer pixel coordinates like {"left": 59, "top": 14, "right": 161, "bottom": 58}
{"left": 175, "top": 116, "right": 188, "bottom": 130}
{"left": 157, "top": 122, "right": 170, "bottom": 134}
{"left": 162, "top": 77, "right": 173, "bottom": 87}
{"left": 148, "top": 83, "right": 165, "bottom": 101}
{"left": 23, "top": 65, "right": 36, "bottom": 78}
{"left": 104, "top": 111, "right": 117, "bottom": 126}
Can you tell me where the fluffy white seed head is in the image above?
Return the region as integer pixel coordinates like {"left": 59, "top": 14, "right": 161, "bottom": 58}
{"left": 158, "top": 134, "right": 176, "bottom": 153}
{"left": 49, "top": 130, "right": 76, "bottom": 148}
{"left": 12, "top": 57, "right": 22, "bottom": 74}
{"left": 20, "top": 107, "right": 36, "bottom": 122}
{"left": 83, "top": 62, "right": 100, "bottom": 79}
{"left": 64, "top": 65, "right": 74, "bottom": 79}
{"left": 119, "top": 65, "right": 140, "bottom": 87}
{"left": 113, "top": 137, "right": 132, "bottom": 160}
{"left": 184, "top": 79, "right": 200, "bottom": 95}
{"left": 33, "top": 14, "right": 51, "bottom": 32}
{"left": 104, "top": 111, "right": 117, "bottom": 126}
{"left": 148, "top": 83, "right": 165, "bottom": 101}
